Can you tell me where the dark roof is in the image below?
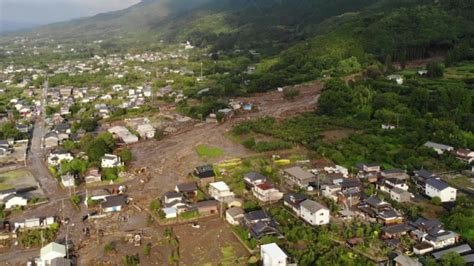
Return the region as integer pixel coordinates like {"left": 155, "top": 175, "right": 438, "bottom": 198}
{"left": 383, "top": 223, "right": 413, "bottom": 234}
{"left": 365, "top": 196, "right": 389, "bottom": 208}
{"left": 176, "top": 182, "right": 198, "bottom": 192}
{"left": 51, "top": 258, "right": 72, "bottom": 266}
{"left": 414, "top": 169, "right": 434, "bottom": 179}
{"left": 382, "top": 169, "right": 404, "bottom": 174}
{"left": 244, "top": 172, "right": 267, "bottom": 181}
{"left": 249, "top": 221, "right": 278, "bottom": 239}
{"left": 426, "top": 178, "right": 449, "bottom": 191}
{"left": 194, "top": 165, "right": 215, "bottom": 178}
{"left": 195, "top": 200, "right": 218, "bottom": 209}
{"left": 283, "top": 193, "right": 307, "bottom": 209}
{"left": 44, "top": 131, "right": 59, "bottom": 139}
{"left": 341, "top": 179, "right": 361, "bottom": 189}
{"left": 0, "top": 188, "right": 16, "bottom": 194}
{"left": 410, "top": 218, "right": 442, "bottom": 232}
{"left": 244, "top": 210, "right": 269, "bottom": 222}
{"left": 378, "top": 209, "right": 400, "bottom": 219}
{"left": 101, "top": 195, "right": 127, "bottom": 208}
{"left": 164, "top": 191, "right": 182, "bottom": 199}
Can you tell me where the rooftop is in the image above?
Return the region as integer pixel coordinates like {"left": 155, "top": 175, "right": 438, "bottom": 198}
{"left": 426, "top": 178, "right": 450, "bottom": 191}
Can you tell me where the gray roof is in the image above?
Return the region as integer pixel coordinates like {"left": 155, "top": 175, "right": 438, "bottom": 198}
{"left": 300, "top": 199, "right": 327, "bottom": 213}
{"left": 432, "top": 244, "right": 472, "bottom": 260}
{"left": 426, "top": 178, "right": 449, "bottom": 191}
{"left": 394, "top": 254, "right": 421, "bottom": 266}
{"left": 283, "top": 167, "right": 315, "bottom": 181}
{"left": 244, "top": 172, "right": 267, "bottom": 181}
{"left": 176, "top": 182, "right": 198, "bottom": 192}
{"left": 244, "top": 210, "right": 269, "bottom": 222}
{"left": 101, "top": 195, "right": 127, "bottom": 208}
{"left": 414, "top": 169, "right": 434, "bottom": 179}
{"left": 226, "top": 207, "right": 244, "bottom": 217}
{"left": 424, "top": 141, "right": 453, "bottom": 150}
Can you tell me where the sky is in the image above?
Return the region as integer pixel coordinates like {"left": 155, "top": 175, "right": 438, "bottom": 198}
{"left": 0, "top": 0, "right": 140, "bottom": 25}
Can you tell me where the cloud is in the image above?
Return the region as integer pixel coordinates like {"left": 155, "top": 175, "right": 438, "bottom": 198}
{"left": 0, "top": 0, "right": 140, "bottom": 24}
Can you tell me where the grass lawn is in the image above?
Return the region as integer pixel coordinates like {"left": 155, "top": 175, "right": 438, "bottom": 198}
{"left": 445, "top": 175, "right": 474, "bottom": 190}
{"left": 196, "top": 144, "right": 224, "bottom": 158}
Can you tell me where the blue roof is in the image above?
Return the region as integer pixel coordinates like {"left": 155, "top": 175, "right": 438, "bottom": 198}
{"left": 426, "top": 178, "right": 449, "bottom": 191}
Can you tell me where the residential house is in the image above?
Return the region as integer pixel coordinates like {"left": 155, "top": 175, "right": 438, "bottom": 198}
{"left": 3, "top": 194, "right": 28, "bottom": 209}
{"left": 413, "top": 170, "right": 436, "bottom": 191}
{"left": 355, "top": 163, "right": 381, "bottom": 178}
{"left": 424, "top": 141, "right": 454, "bottom": 155}
{"left": 378, "top": 178, "right": 409, "bottom": 193}
{"left": 243, "top": 172, "right": 268, "bottom": 188}
{"left": 101, "top": 195, "right": 128, "bottom": 213}
{"left": 194, "top": 200, "right": 219, "bottom": 215}
{"left": 226, "top": 207, "right": 244, "bottom": 225}
{"left": 456, "top": 148, "right": 474, "bottom": 163}
{"left": 261, "top": 243, "right": 288, "bottom": 266}
{"left": 161, "top": 191, "right": 187, "bottom": 215}
{"left": 283, "top": 193, "right": 308, "bottom": 215}
{"left": 387, "top": 74, "right": 404, "bottom": 85}
{"left": 194, "top": 165, "right": 216, "bottom": 186}
{"left": 424, "top": 230, "right": 459, "bottom": 250}
{"left": 43, "top": 132, "right": 59, "bottom": 149}
{"left": 282, "top": 166, "right": 316, "bottom": 188}
{"left": 425, "top": 178, "right": 456, "bottom": 202}
{"left": 61, "top": 174, "right": 75, "bottom": 188}
{"left": 40, "top": 242, "right": 67, "bottom": 266}
{"left": 382, "top": 223, "right": 413, "bottom": 239}
{"left": 47, "top": 150, "right": 73, "bottom": 166}
{"left": 0, "top": 188, "right": 16, "bottom": 201}
{"left": 299, "top": 199, "right": 330, "bottom": 226}
{"left": 390, "top": 187, "right": 411, "bottom": 203}
{"left": 252, "top": 183, "right": 283, "bottom": 203}
{"left": 101, "top": 154, "right": 122, "bottom": 168}
{"left": 175, "top": 182, "right": 199, "bottom": 198}
{"left": 244, "top": 210, "right": 279, "bottom": 239}
{"left": 208, "top": 181, "right": 235, "bottom": 202}
{"left": 84, "top": 168, "right": 101, "bottom": 184}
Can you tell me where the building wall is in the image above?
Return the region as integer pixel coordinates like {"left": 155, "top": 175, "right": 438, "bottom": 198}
{"left": 300, "top": 207, "right": 329, "bottom": 226}
{"left": 426, "top": 184, "right": 456, "bottom": 202}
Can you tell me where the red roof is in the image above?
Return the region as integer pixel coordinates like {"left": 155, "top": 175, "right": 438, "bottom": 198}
{"left": 256, "top": 183, "right": 273, "bottom": 190}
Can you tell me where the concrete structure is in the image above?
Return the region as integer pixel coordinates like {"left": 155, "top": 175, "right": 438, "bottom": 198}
{"left": 252, "top": 183, "right": 283, "bottom": 203}
{"left": 282, "top": 166, "right": 316, "bottom": 188}
{"left": 61, "top": 174, "right": 75, "bottom": 188}
{"left": 108, "top": 126, "right": 138, "bottom": 144}
{"left": 226, "top": 207, "right": 244, "bottom": 225}
{"left": 261, "top": 243, "right": 288, "bottom": 266}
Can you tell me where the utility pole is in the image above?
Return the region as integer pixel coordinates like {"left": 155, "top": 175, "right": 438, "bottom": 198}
{"left": 66, "top": 225, "right": 69, "bottom": 259}
{"left": 200, "top": 62, "right": 203, "bottom": 80}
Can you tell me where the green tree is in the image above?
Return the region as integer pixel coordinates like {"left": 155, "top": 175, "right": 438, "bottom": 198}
{"left": 120, "top": 148, "right": 133, "bottom": 163}
{"left": 427, "top": 61, "right": 444, "bottom": 78}
{"left": 440, "top": 252, "right": 466, "bottom": 266}
{"left": 431, "top": 196, "right": 442, "bottom": 206}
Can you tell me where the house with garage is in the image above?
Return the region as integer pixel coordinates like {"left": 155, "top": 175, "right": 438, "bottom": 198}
{"left": 282, "top": 166, "right": 316, "bottom": 188}
{"left": 299, "top": 199, "right": 330, "bottom": 226}
{"left": 425, "top": 178, "right": 456, "bottom": 202}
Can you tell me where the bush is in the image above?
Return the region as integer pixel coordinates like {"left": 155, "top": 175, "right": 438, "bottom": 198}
{"left": 70, "top": 195, "right": 81, "bottom": 206}
{"left": 120, "top": 148, "right": 133, "bottom": 163}
{"left": 283, "top": 88, "right": 300, "bottom": 101}
{"left": 149, "top": 199, "right": 161, "bottom": 212}
{"left": 104, "top": 242, "right": 115, "bottom": 253}
{"left": 431, "top": 196, "right": 442, "bottom": 206}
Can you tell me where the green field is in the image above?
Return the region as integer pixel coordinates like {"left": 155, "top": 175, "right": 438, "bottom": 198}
{"left": 196, "top": 144, "right": 224, "bottom": 158}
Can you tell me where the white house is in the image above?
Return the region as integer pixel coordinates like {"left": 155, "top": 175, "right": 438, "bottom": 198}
{"left": 424, "top": 230, "right": 459, "bottom": 250}
{"left": 61, "top": 174, "right": 75, "bottom": 188}
{"left": 425, "top": 178, "right": 456, "bottom": 202}
{"left": 47, "top": 150, "right": 73, "bottom": 166}
{"left": 108, "top": 126, "right": 139, "bottom": 144}
{"left": 40, "top": 242, "right": 67, "bottom": 266}
{"left": 208, "top": 181, "right": 235, "bottom": 202}
{"left": 252, "top": 183, "right": 283, "bottom": 203}
{"left": 137, "top": 124, "right": 156, "bottom": 139}
{"left": 101, "top": 154, "right": 122, "bottom": 168}
{"left": 299, "top": 199, "right": 330, "bottom": 226}
{"left": 261, "top": 243, "right": 288, "bottom": 266}
{"left": 4, "top": 194, "right": 28, "bottom": 209}
{"left": 101, "top": 195, "right": 127, "bottom": 213}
